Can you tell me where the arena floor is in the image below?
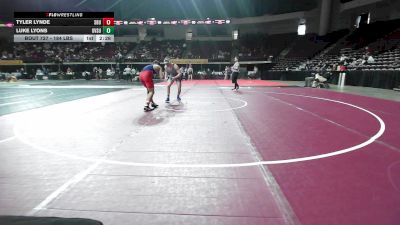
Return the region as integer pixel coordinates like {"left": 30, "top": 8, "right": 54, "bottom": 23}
{"left": 0, "top": 79, "right": 399, "bottom": 225}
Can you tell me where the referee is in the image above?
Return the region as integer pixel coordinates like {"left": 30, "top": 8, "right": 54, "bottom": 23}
{"left": 231, "top": 56, "right": 240, "bottom": 90}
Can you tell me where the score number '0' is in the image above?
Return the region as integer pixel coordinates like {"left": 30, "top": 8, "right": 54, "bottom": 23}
{"left": 102, "top": 18, "right": 114, "bottom": 26}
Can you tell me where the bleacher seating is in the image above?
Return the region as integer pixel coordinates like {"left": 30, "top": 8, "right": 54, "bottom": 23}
{"left": 270, "top": 20, "right": 400, "bottom": 72}
{"left": 0, "top": 19, "right": 398, "bottom": 73}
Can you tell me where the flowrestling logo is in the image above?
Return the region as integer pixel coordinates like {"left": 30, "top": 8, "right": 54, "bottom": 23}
{"left": 46, "top": 13, "right": 83, "bottom": 18}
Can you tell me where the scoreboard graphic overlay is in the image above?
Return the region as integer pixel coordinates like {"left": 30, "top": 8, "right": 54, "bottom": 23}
{"left": 14, "top": 12, "right": 114, "bottom": 42}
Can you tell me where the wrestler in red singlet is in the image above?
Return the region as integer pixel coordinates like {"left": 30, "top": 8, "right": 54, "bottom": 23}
{"left": 139, "top": 61, "right": 162, "bottom": 112}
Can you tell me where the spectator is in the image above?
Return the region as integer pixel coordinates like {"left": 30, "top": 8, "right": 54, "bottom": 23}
{"left": 367, "top": 55, "right": 375, "bottom": 63}
{"left": 106, "top": 68, "right": 113, "bottom": 78}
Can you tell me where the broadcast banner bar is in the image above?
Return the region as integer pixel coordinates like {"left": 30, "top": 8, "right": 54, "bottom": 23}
{"left": 13, "top": 12, "right": 114, "bottom": 43}
{"left": 14, "top": 35, "right": 114, "bottom": 42}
